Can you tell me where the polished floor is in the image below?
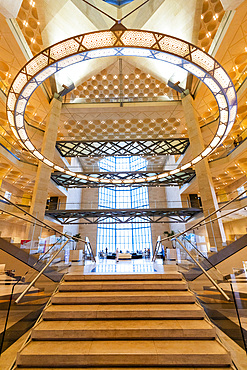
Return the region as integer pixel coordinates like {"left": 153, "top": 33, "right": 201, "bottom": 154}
{"left": 83, "top": 257, "right": 166, "bottom": 274}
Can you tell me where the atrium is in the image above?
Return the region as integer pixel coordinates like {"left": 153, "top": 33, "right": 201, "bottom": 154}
{"left": 0, "top": 0, "right": 247, "bottom": 368}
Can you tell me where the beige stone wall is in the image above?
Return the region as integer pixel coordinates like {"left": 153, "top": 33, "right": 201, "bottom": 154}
{"left": 0, "top": 220, "right": 26, "bottom": 241}
{"left": 223, "top": 218, "right": 247, "bottom": 242}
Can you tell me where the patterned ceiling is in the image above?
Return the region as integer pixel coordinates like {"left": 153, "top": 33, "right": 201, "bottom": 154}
{"left": 0, "top": 0, "right": 246, "bottom": 200}
{"left": 65, "top": 59, "right": 179, "bottom": 104}
{"left": 198, "top": 0, "right": 225, "bottom": 53}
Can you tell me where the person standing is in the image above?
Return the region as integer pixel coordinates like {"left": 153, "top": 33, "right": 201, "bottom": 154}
{"left": 115, "top": 247, "right": 119, "bottom": 263}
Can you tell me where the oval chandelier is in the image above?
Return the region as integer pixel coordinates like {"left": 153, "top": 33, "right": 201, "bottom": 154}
{"left": 6, "top": 28, "right": 237, "bottom": 184}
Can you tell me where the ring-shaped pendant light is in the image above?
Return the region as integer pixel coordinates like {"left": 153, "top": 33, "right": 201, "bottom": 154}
{"left": 6, "top": 28, "right": 237, "bottom": 184}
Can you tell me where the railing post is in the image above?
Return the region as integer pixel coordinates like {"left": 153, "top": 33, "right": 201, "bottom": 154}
{"left": 152, "top": 235, "right": 161, "bottom": 262}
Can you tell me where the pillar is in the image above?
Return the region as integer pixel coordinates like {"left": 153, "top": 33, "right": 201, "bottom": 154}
{"left": 182, "top": 93, "right": 226, "bottom": 251}
{"left": 148, "top": 187, "right": 167, "bottom": 249}
{"left": 148, "top": 159, "right": 185, "bottom": 251}
{"left": 79, "top": 187, "right": 98, "bottom": 256}
{"left": 0, "top": 0, "right": 22, "bottom": 18}
{"left": 220, "top": 0, "right": 245, "bottom": 10}
{"left": 27, "top": 96, "right": 62, "bottom": 240}
{"left": 63, "top": 158, "right": 82, "bottom": 239}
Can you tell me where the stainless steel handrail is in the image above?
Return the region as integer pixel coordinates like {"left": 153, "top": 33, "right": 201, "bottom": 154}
{"left": 152, "top": 185, "right": 247, "bottom": 261}
{"left": 15, "top": 238, "right": 71, "bottom": 303}
{"left": 182, "top": 236, "right": 224, "bottom": 277}
{"left": 174, "top": 237, "right": 231, "bottom": 301}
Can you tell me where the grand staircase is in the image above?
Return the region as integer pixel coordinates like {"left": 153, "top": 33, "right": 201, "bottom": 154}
{"left": 16, "top": 271, "right": 232, "bottom": 369}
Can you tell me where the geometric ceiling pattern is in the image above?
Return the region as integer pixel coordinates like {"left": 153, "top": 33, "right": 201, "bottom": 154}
{"left": 198, "top": 0, "right": 225, "bottom": 53}
{"left": 51, "top": 168, "right": 196, "bottom": 188}
{"left": 59, "top": 101, "right": 187, "bottom": 142}
{"left": 195, "top": 1, "right": 247, "bottom": 133}
{"left": 66, "top": 60, "right": 179, "bottom": 104}
{"left": 0, "top": 0, "right": 247, "bottom": 201}
{"left": 59, "top": 59, "right": 186, "bottom": 148}
{"left": 60, "top": 68, "right": 187, "bottom": 143}
{"left": 57, "top": 102, "right": 187, "bottom": 141}
{"left": 16, "top": 0, "right": 44, "bottom": 56}
{"left": 5, "top": 23, "right": 237, "bottom": 188}
{"left": 56, "top": 138, "right": 190, "bottom": 157}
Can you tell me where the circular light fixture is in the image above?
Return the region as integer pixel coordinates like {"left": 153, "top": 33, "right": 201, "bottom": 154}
{"left": 7, "top": 29, "right": 237, "bottom": 184}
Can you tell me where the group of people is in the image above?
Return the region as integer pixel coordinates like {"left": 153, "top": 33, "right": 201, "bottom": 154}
{"left": 98, "top": 247, "right": 150, "bottom": 262}
{"left": 233, "top": 134, "right": 243, "bottom": 147}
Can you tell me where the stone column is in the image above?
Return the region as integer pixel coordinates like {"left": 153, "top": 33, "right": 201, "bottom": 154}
{"left": 63, "top": 157, "right": 83, "bottom": 239}
{"left": 0, "top": 0, "right": 22, "bottom": 18}
{"left": 182, "top": 93, "right": 226, "bottom": 250}
{"left": 148, "top": 187, "right": 166, "bottom": 249}
{"left": 148, "top": 169, "right": 185, "bottom": 252}
{"left": 220, "top": 0, "right": 245, "bottom": 10}
{"left": 27, "top": 96, "right": 62, "bottom": 240}
{"left": 79, "top": 187, "right": 98, "bottom": 256}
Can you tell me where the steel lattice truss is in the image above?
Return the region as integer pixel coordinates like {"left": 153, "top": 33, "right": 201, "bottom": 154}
{"left": 56, "top": 139, "right": 190, "bottom": 157}
{"left": 45, "top": 207, "right": 202, "bottom": 224}
{"left": 51, "top": 169, "right": 195, "bottom": 188}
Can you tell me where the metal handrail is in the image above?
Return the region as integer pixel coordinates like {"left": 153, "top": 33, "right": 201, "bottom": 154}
{"left": 174, "top": 237, "right": 231, "bottom": 301}
{"left": 152, "top": 184, "right": 247, "bottom": 261}
{"left": 15, "top": 238, "right": 71, "bottom": 303}
{"left": 181, "top": 236, "right": 224, "bottom": 277}
{"left": 152, "top": 196, "right": 247, "bottom": 262}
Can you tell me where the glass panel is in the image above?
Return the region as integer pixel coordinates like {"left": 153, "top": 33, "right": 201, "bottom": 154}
{"left": 97, "top": 156, "right": 152, "bottom": 254}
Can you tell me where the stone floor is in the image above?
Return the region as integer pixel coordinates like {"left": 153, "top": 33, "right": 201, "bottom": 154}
{"left": 83, "top": 257, "right": 166, "bottom": 274}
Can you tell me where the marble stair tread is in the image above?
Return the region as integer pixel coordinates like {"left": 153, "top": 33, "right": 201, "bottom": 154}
{"left": 43, "top": 303, "right": 205, "bottom": 319}
{"left": 17, "top": 340, "right": 231, "bottom": 367}
{"left": 65, "top": 273, "right": 182, "bottom": 281}
{"left": 32, "top": 319, "right": 215, "bottom": 339}
{"left": 59, "top": 280, "right": 187, "bottom": 291}
{"left": 51, "top": 290, "right": 196, "bottom": 304}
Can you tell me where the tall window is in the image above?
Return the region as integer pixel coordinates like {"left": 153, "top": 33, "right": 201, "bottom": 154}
{"left": 97, "top": 157, "right": 152, "bottom": 253}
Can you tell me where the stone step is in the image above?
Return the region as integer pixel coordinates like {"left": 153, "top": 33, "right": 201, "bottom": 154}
{"left": 17, "top": 340, "right": 231, "bottom": 367}
{"left": 43, "top": 303, "right": 205, "bottom": 320}
{"left": 64, "top": 273, "right": 182, "bottom": 281}
{"left": 32, "top": 319, "right": 215, "bottom": 340}
{"left": 59, "top": 280, "right": 188, "bottom": 292}
{"left": 51, "top": 290, "right": 196, "bottom": 304}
